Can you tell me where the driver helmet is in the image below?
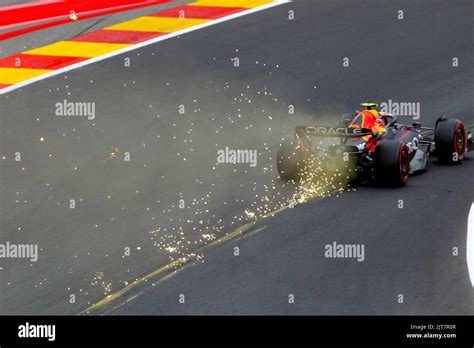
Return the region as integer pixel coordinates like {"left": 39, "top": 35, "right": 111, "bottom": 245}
{"left": 360, "top": 102, "right": 379, "bottom": 116}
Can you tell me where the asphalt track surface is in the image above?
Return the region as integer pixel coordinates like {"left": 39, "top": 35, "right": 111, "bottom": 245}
{"left": 0, "top": 0, "right": 473, "bottom": 315}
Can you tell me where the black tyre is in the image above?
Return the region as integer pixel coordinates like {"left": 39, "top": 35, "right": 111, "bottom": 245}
{"left": 374, "top": 140, "right": 410, "bottom": 187}
{"left": 435, "top": 118, "right": 466, "bottom": 164}
{"left": 276, "top": 138, "right": 305, "bottom": 180}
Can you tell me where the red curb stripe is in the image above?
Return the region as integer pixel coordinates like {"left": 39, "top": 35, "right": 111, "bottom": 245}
{"left": 151, "top": 5, "right": 247, "bottom": 19}
{"left": 0, "top": 0, "right": 172, "bottom": 41}
{"left": 0, "top": 0, "right": 172, "bottom": 27}
{"left": 70, "top": 29, "right": 167, "bottom": 44}
{"left": 0, "top": 84, "right": 12, "bottom": 89}
{"left": 0, "top": 54, "right": 87, "bottom": 70}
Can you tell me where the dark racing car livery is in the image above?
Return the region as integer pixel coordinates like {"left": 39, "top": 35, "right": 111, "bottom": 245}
{"left": 277, "top": 107, "right": 473, "bottom": 187}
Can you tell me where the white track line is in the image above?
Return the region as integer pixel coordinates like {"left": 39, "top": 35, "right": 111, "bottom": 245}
{"left": 467, "top": 203, "right": 474, "bottom": 287}
{"left": 0, "top": 0, "right": 291, "bottom": 95}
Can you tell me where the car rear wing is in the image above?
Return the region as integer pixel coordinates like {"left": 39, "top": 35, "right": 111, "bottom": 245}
{"left": 295, "top": 126, "right": 374, "bottom": 138}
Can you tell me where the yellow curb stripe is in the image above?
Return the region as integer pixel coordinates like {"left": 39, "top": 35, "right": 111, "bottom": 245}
{"left": 188, "top": 0, "right": 275, "bottom": 8}
{"left": 105, "top": 16, "right": 209, "bottom": 33}
{"left": 22, "top": 41, "right": 131, "bottom": 58}
{"left": 0, "top": 67, "right": 53, "bottom": 84}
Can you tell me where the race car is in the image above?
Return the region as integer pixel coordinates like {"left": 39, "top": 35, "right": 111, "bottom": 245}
{"left": 277, "top": 104, "right": 473, "bottom": 186}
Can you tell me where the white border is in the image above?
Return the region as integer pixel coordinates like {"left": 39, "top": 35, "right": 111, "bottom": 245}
{"left": 0, "top": 0, "right": 291, "bottom": 95}
{"left": 467, "top": 203, "right": 474, "bottom": 287}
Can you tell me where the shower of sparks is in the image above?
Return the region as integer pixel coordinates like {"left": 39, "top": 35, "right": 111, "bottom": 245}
{"left": 6, "top": 58, "right": 357, "bottom": 308}
{"left": 143, "top": 80, "right": 354, "bottom": 276}
{"left": 91, "top": 271, "right": 113, "bottom": 296}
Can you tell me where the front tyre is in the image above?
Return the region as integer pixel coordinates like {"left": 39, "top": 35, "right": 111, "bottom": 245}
{"left": 435, "top": 118, "right": 466, "bottom": 164}
{"left": 374, "top": 140, "right": 410, "bottom": 187}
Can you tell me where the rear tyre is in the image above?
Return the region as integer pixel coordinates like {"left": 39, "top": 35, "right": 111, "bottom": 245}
{"left": 374, "top": 140, "right": 410, "bottom": 187}
{"left": 435, "top": 118, "right": 466, "bottom": 164}
{"left": 276, "top": 138, "right": 305, "bottom": 180}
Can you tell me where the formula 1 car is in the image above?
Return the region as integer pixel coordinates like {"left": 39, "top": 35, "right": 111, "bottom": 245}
{"left": 277, "top": 110, "right": 473, "bottom": 187}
